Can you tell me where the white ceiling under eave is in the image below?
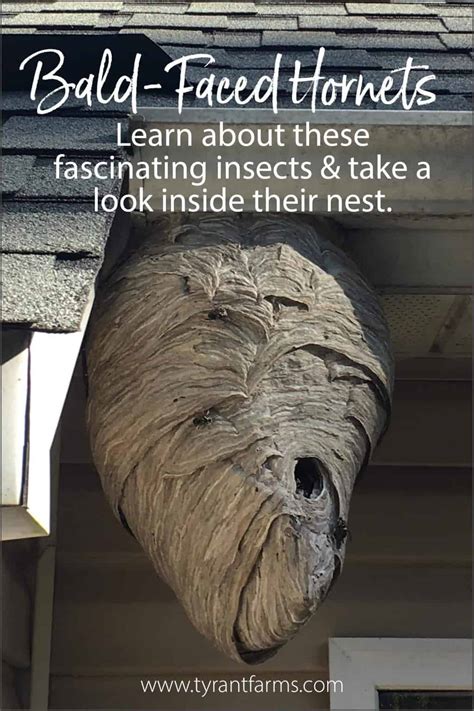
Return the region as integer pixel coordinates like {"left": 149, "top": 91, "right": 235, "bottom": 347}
{"left": 344, "top": 217, "right": 472, "bottom": 360}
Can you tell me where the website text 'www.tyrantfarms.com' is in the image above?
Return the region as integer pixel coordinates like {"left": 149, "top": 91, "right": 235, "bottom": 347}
{"left": 141, "top": 676, "right": 343, "bottom": 698}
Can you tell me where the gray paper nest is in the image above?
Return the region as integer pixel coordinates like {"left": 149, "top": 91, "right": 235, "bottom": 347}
{"left": 86, "top": 214, "right": 393, "bottom": 663}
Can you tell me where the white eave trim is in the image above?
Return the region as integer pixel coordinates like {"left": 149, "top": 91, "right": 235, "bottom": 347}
{"left": 1, "top": 292, "right": 94, "bottom": 541}
{"left": 135, "top": 108, "right": 472, "bottom": 126}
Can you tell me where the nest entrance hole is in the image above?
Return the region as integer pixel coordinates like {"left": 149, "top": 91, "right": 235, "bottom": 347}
{"left": 294, "top": 458, "right": 324, "bottom": 499}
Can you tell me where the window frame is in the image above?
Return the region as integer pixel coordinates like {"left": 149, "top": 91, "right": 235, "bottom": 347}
{"left": 328, "top": 638, "right": 472, "bottom": 710}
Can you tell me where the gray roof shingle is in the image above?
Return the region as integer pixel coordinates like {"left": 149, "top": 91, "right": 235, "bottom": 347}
{"left": 442, "top": 16, "right": 473, "bottom": 32}
{"left": 3, "top": 12, "right": 103, "bottom": 27}
{"left": 373, "top": 50, "right": 472, "bottom": 71}
{"left": 12, "top": 162, "right": 120, "bottom": 201}
{"left": 207, "top": 30, "right": 261, "bottom": 47}
{"left": 440, "top": 32, "right": 473, "bottom": 49}
{"left": 188, "top": 2, "right": 257, "bottom": 14}
{"left": 366, "top": 18, "right": 447, "bottom": 33}
{"left": 256, "top": 4, "right": 347, "bottom": 15}
{"left": 3, "top": 117, "right": 120, "bottom": 153}
{"left": 1, "top": 156, "right": 36, "bottom": 196}
{"left": 298, "top": 15, "right": 375, "bottom": 30}
{"left": 121, "top": 27, "right": 211, "bottom": 44}
{"left": 1, "top": 203, "right": 113, "bottom": 256}
{"left": 436, "top": 6, "right": 474, "bottom": 17}
{"left": 1, "top": 253, "right": 101, "bottom": 331}
{"left": 126, "top": 11, "right": 229, "bottom": 27}
{"left": 345, "top": 3, "right": 438, "bottom": 16}
{"left": 227, "top": 16, "right": 298, "bottom": 30}
{"left": 123, "top": 2, "right": 189, "bottom": 12}
{"left": 261, "top": 30, "right": 447, "bottom": 50}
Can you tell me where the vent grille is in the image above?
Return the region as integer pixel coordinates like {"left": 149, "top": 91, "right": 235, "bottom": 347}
{"left": 381, "top": 295, "right": 471, "bottom": 356}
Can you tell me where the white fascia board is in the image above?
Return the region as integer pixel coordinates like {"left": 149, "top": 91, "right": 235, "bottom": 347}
{"left": 1, "top": 292, "right": 94, "bottom": 541}
{"left": 1, "top": 331, "right": 30, "bottom": 505}
{"left": 136, "top": 108, "right": 472, "bottom": 126}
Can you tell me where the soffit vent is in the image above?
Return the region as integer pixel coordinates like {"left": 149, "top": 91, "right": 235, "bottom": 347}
{"left": 381, "top": 294, "right": 471, "bottom": 357}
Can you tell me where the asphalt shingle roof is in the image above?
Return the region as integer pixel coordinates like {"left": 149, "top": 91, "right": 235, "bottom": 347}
{"left": 3, "top": 1, "right": 469, "bottom": 94}
{"left": 2, "top": 1, "right": 472, "bottom": 54}
{"left": 1, "top": 0, "right": 472, "bottom": 332}
{"left": 3, "top": 117, "right": 122, "bottom": 152}
{"left": 2, "top": 253, "right": 101, "bottom": 331}
{"left": 2, "top": 203, "right": 114, "bottom": 256}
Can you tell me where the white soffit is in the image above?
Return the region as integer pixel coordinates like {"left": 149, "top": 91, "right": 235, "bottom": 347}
{"left": 443, "top": 299, "right": 472, "bottom": 356}
{"left": 346, "top": 228, "right": 472, "bottom": 294}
